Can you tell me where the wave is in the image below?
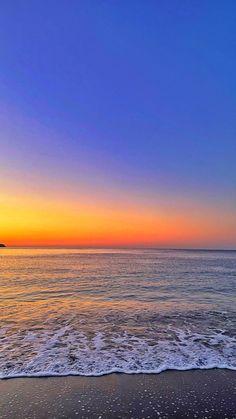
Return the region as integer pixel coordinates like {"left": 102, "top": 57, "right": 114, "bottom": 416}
{"left": 1, "top": 328, "right": 235, "bottom": 379}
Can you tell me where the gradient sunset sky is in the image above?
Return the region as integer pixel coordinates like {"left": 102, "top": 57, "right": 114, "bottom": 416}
{"left": 0, "top": 1, "right": 235, "bottom": 248}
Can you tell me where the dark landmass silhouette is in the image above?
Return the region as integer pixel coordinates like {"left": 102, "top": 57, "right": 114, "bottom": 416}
{"left": 0, "top": 244, "right": 6, "bottom": 247}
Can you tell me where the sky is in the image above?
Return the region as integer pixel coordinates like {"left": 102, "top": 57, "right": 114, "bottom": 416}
{"left": 0, "top": 1, "right": 235, "bottom": 248}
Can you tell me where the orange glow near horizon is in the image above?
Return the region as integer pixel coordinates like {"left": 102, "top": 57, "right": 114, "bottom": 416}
{"left": 1, "top": 189, "right": 235, "bottom": 249}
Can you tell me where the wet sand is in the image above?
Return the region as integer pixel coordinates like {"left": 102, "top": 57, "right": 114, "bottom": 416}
{"left": 0, "top": 369, "right": 235, "bottom": 418}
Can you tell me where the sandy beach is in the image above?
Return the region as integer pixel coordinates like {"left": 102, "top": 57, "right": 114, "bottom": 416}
{"left": 0, "top": 369, "right": 235, "bottom": 419}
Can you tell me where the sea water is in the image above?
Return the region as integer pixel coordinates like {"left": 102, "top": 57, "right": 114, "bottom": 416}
{"left": 0, "top": 248, "right": 235, "bottom": 378}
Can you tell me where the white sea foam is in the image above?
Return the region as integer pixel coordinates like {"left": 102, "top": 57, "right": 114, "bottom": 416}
{"left": 1, "top": 326, "right": 235, "bottom": 379}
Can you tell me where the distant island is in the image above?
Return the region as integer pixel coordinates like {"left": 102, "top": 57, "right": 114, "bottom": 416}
{"left": 0, "top": 244, "right": 6, "bottom": 247}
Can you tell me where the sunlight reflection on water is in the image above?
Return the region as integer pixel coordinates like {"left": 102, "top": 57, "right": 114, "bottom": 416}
{"left": 0, "top": 248, "right": 235, "bottom": 377}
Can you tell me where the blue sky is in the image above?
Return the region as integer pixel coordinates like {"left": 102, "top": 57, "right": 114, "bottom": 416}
{"left": 0, "top": 1, "right": 235, "bottom": 247}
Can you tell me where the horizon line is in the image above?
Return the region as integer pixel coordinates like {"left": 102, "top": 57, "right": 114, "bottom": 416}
{"left": 2, "top": 245, "right": 236, "bottom": 252}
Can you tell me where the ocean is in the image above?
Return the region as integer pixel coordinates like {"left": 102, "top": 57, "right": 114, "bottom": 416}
{"left": 0, "top": 248, "right": 235, "bottom": 378}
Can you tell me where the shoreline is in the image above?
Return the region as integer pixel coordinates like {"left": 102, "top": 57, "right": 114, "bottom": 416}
{"left": 1, "top": 365, "right": 236, "bottom": 380}
{"left": 0, "top": 369, "right": 235, "bottom": 418}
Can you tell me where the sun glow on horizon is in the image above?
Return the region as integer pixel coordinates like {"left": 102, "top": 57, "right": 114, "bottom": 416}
{"left": 1, "top": 186, "right": 235, "bottom": 249}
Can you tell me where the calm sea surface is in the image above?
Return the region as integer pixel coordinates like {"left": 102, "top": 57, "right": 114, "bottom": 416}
{"left": 0, "top": 248, "right": 235, "bottom": 378}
